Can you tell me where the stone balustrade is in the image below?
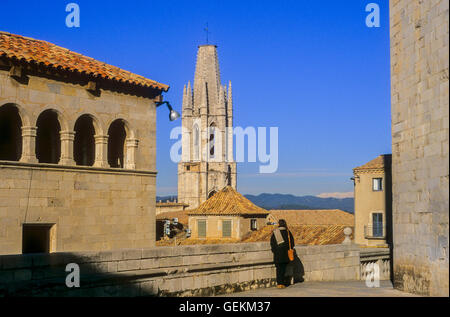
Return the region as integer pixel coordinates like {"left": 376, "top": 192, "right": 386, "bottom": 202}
{"left": 360, "top": 247, "right": 391, "bottom": 281}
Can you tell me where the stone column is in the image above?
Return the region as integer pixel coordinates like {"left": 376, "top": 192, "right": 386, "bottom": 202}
{"left": 125, "top": 138, "right": 139, "bottom": 169}
{"left": 20, "top": 126, "right": 38, "bottom": 163}
{"left": 59, "top": 131, "right": 75, "bottom": 165}
{"left": 94, "top": 135, "right": 109, "bottom": 168}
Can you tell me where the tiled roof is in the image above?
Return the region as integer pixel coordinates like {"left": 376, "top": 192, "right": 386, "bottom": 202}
{"left": 157, "top": 224, "right": 354, "bottom": 246}
{"left": 241, "top": 224, "right": 354, "bottom": 245}
{"left": 156, "top": 210, "right": 189, "bottom": 224}
{"left": 0, "top": 31, "right": 169, "bottom": 92}
{"left": 354, "top": 154, "right": 391, "bottom": 171}
{"left": 188, "top": 186, "right": 270, "bottom": 216}
{"left": 268, "top": 209, "right": 354, "bottom": 226}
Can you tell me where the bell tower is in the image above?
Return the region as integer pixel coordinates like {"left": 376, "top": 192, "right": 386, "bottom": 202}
{"left": 177, "top": 45, "right": 237, "bottom": 209}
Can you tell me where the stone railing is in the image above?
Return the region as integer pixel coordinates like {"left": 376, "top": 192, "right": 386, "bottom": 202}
{"left": 0, "top": 243, "right": 361, "bottom": 297}
{"left": 359, "top": 247, "right": 391, "bottom": 281}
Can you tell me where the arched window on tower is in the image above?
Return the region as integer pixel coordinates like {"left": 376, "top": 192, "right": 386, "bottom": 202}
{"left": 0, "top": 104, "right": 22, "bottom": 161}
{"left": 108, "top": 119, "right": 127, "bottom": 168}
{"left": 74, "top": 115, "right": 95, "bottom": 166}
{"left": 208, "top": 190, "right": 217, "bottom": 199}
{"left": 209, "top": 123, "right": 216, "bottom": 158}
{"left": 36, "top": 110, "right": 61, "bottom": 164}
{"left": 193, "top": 124, "right": 200, "bottom": 161}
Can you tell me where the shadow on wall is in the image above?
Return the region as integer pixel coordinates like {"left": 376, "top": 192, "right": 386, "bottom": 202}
{"left": 0, "top": 243, "right": 278, "bottom": 297}
{"left": 383, "top": 154, "right": 394, "bottom": 284}
{"left": 0, "top": 253, "right": 156, "bottom": 297}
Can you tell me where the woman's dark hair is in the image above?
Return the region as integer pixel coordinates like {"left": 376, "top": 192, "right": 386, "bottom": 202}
{"left": 278, "top": 219, "right": 287, "bottom": 228}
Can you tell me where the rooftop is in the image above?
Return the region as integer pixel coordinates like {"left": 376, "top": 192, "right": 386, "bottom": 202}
{"left": 188, "top": 186, "right": 270, "bottom": 216}
{"left": 0, "top": 31, "right": 169, "bottom": 92}
{"left": 241, "top": 224, "right": 354, "bottom": 245}
{"left": 353, "top": 154, "right": 392, "bottom": 171}
{"left": 268, "top": 209, "right": 354, "bottom": 227}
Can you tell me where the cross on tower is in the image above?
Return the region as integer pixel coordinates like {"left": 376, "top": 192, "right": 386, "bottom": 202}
{"left": 204, "top": 23, "right": 210, "bottom": 44}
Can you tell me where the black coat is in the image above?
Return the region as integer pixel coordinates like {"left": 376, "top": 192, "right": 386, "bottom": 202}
{"left": 270, "top": 228, "right": 295, "bottom": 264}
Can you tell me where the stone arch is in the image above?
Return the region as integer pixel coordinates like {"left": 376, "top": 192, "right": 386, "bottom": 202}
{"left": 72, "top": 112, "right": 104, "bottom": 136}
{"left": 106, "top": 116, "right": 136, "bottom": 139}
{"left": 0, "top": 101, "right": 31, "bottom": 127}
{"left": 73, "top": 114, "right": 98, "bottom": 166}
{"left": 0, "top": 103, "right": 23, "bottom": 161}
{"left": 33, "top": 105, "right": 69, "bottom": 132}
{"left": 208, "top": 190, "right": 217, "bottom": 199}
{"left": 107, "top": 118, "right": 134, "bottom": 168}
{"left": 35, "top": 109, "right": 62, "bottom": 164}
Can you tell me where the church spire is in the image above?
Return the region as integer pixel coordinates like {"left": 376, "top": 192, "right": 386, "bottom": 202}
{"left": 193, "top": 45, "right": 221, "bottom": 110}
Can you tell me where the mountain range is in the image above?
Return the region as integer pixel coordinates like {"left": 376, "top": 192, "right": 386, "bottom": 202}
{"left": 157, "top": 193, "right": 354, "bottom": 213}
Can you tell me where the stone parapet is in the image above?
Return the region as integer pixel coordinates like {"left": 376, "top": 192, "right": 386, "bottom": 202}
{"left": 0, "top": 243, "right": 362, "bottom": 297}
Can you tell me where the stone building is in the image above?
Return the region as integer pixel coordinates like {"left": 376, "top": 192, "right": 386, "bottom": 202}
{"left": 155, "top": 200, "right": 189, "bottom": 215}
{"left": 177, "top": 45, "right": 237, "bottom": 210}
{"left": 0, "top": 32, "right": 169, "bottom": 255}
{"left": 188, "top": 186, "right": 269, "bottom": 240}
{"left": 390, "top": 0, "right": 449, "bottom": 296}
{"left": 352, "top": 155, "right": 392, "bottom": 247}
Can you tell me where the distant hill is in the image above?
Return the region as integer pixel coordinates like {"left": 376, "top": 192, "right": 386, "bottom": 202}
{"left": 244, "top": 193, "right": 354, "bottom": 213}
{"left": 157, "top": 193, "right": 354, "bottom": 213}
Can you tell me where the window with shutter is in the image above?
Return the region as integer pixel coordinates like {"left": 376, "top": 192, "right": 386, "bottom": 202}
{"left": 197, "top": 220, "right": 206, "bottom": 238}
{"left": 222, "top": 220, "right": 232, "bottom": 238}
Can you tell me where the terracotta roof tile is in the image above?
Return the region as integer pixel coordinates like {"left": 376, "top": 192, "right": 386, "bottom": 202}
{"left": 241, "top": 224, "right": 354, "bottom": 245}
{"left": 188, "top": 186, "right": 270, "bottom": 216}
{"left": 354, "top": 154, "right": 391, "bottom": 171}
{"left": 0, "top": 31, "right": 169, "bottom": 91}
{"left": 156, "top": 210, "right": 189, "bottom": 224}
{"left": 268, "top": 209, "right": 354, "bottom": 226}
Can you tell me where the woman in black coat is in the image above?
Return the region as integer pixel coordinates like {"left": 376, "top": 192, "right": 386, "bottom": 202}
{"left": 270, "top": 219, "right": 295, "bottom": 288}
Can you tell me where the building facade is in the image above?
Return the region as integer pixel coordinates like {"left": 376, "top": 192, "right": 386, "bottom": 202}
{"left": 0, "top": 32, "right": 168, "bottom": 255}
{"left": 390, "top": 0, "right": 449, "bottom": 296}
{"left": 353, "top": 155, "right": 392, "bottom": 247}
{"left": 178, "top": 45, "right": 237, "bottom": 209}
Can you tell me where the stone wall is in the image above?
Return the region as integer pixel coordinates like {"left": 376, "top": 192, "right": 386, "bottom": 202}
{"left": 0, "top": 162, "right": 156, "bottom": 255}
{"left": 0, "top": 243, "right": 361, "bottom": 297}
{"left": 390, "top": 0, "right": 449, "bottom": 296}
{"left": 0, "top": 58, "right": 160, "bottom": 255}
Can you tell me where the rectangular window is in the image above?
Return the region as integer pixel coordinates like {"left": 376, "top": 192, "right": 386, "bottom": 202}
{"left": 372, "top": 213, "right": 383, "bottom": 237}
{"left": 197, "top": 220, "right": 206, "bottom": 238}
{"left": 22, "top": 224, "right": 53, "bottom": 254}
{"left": 372, "top": 178, "right": 383, "bottom": 191}
{"left": 250, "top": 219, "right": 258, "bottom": 231}
{"left": 222, "top": 220, "right": 232, "bottom": 238}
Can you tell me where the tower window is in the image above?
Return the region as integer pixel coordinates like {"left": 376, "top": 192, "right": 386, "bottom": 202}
{"left": 250, "top": 219, "right": 258, "bottom": 231}
{"left": 209, "top": 124, "right": 215, "bottom": 158}
{"left": 193, "top": 124, "right": 199, "bottom": 160}
{"left": 208, "top": 190, "right": 216, "bottom": 199}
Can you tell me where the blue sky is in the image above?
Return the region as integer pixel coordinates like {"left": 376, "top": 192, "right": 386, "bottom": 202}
{"left": 0, "top": 0, "right": 392, "bottom": 197}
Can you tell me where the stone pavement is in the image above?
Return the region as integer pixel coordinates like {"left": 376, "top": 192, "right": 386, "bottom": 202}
{"left": 219, "top": 280, "right": 419, "bottom": 297}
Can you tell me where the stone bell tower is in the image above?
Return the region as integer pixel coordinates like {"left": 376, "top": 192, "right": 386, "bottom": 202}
{"left": 177, "top": 45, "right": 237, "bottom": 209}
